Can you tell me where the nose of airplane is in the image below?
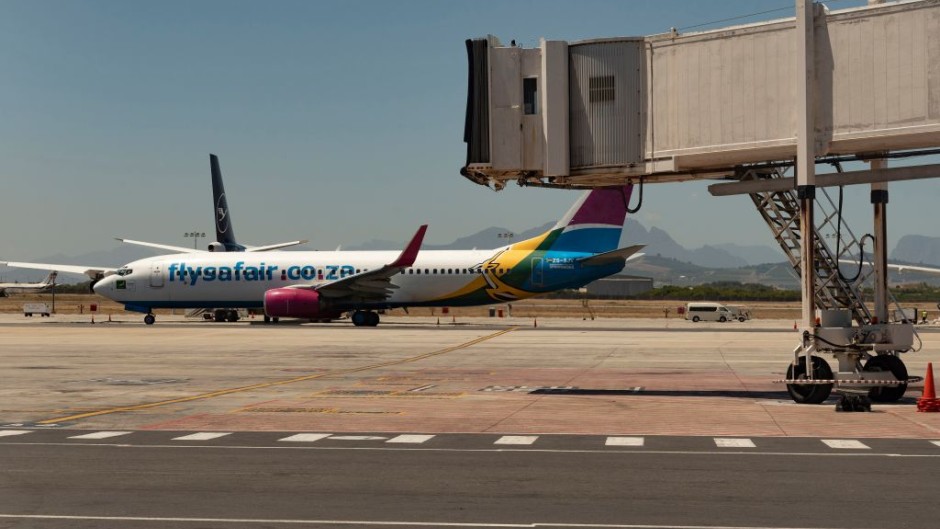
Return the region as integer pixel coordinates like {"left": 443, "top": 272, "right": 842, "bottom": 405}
{"left": 93, "top": 275, "right": 111, "bottom": 296}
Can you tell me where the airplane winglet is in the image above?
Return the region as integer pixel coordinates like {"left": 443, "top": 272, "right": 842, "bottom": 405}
{"left": 389, "top": 225, "right": 428, "bottom": 268}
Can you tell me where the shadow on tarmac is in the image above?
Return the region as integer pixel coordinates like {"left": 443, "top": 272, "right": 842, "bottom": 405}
{"left": 531, "top": 387, "right": 919, "bottom": 404}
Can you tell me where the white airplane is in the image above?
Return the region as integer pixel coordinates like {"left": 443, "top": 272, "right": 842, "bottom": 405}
{"left": 0, "top": 271, "right": 57, "bottom": 297}
{"left": 3, "top": 184, "right": 643, "bottom": 326}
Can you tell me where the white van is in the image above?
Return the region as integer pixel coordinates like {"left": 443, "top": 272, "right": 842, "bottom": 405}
{"left": 685, "top": 302, "right": 734, "bottom": 322}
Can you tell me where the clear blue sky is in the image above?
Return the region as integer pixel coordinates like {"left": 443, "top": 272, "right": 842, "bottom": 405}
{"left": 2, "top": 0, "right": 932, "bottom": 261}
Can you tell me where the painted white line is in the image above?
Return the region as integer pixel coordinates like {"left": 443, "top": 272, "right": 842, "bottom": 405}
{"left": 67, "top": 431, "right": 132, "bottom": 440}
{"left": 822, "top": 439, "right": 870, "bottom": 450}
{"left": 930, "top": 440, "right": 940, "bottom": 448}
{"left": 329, "top": 435, "right": 388, "bottom": 441}
{"left": 605, "top": 436, "right": 644, "bottom": 447}
{"left": 387, "top": 434, "right": 435, "bottom": 444}
{"left": 0, "top": 513, "right": 879, "bottom": 528}
{"left": 494, "top": 435, "right": 538, "bottom": 445}
{"left": 714, "top": 438, "right": 756, "bottom": 448}
{"left": 0, "top": 430, "right": 32, "bottom": 437}
{"left": 172, "top": 432, "right": 231, "bottom": 441}
{"left": 279, "top": 433, "right": 332, "bottom": 443}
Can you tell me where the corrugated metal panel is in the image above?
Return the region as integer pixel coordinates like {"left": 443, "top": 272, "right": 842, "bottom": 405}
{"left": 568, "top": 40, "right": 644, "bottom": 169}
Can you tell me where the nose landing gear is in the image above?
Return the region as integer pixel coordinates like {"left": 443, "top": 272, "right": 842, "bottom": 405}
{"left": 144, "top": 314, "right": 156, "bottom": 325}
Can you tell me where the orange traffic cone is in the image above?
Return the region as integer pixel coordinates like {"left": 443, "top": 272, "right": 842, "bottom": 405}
{"left": 793, "top": 321, "right": 798, "bottom": 331}
{"left": 917, "top": 362, "right": 940, "bottom": 413}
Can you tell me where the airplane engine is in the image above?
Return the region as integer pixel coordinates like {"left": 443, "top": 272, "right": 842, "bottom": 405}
{"left": 264, "top": 288, "right": 336, "bottom": 319}
{"left": 207, "top": 242, "right": 227, "bottom": 252}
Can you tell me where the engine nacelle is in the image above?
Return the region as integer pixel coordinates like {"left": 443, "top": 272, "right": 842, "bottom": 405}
{"left": 207, "top": 242, "right": 227, "bottom": 252}
{"left": 264, "top": 288, "right": 338, "bottom": 319}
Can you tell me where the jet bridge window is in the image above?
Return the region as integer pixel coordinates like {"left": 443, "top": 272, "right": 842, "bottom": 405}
{"left": 589, "top": 75, "right": 615, "bottom": 103}
{"left": 523, "top": 78, "right": 538, "bottom": 115}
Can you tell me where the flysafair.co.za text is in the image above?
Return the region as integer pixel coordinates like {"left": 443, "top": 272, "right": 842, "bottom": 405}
{"left": 167, "top": 262, "right": 356, "bottom": 285}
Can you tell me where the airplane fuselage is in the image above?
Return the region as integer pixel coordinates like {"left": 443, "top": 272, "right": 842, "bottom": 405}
{"left": 94, "top": 248, "right": 624, "bottom": 313}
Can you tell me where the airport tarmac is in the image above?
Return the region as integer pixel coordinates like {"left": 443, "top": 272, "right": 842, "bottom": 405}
{"left": 1, "top": 313, "right": 939, "bottom": 438}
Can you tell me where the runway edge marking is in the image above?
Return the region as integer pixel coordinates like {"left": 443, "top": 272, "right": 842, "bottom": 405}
{"left": 36, "top": 327, "right": 517, "bottom": 425}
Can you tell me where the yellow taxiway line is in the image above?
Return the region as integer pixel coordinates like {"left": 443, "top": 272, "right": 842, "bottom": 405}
{"left": 38, "top": 327, "right": 517, "bottom": 425}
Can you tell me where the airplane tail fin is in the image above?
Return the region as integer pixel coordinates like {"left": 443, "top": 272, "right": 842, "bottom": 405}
{"left": 515, "top": 185, "right": 634, "bottom": 254}
{"left": 210, "top": 154, "right": 244, "bottom": 251}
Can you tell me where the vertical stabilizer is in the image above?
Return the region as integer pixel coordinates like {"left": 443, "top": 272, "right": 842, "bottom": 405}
{"left": 210, "top": 154, "right": 244, "bottom": 251}
{"left": 516, "top": 185, "right": 633, "bottom": 254}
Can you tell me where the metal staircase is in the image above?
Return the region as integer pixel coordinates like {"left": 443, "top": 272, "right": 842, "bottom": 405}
{"left": 745, "top": 168, "right": 874, "bottom": 325}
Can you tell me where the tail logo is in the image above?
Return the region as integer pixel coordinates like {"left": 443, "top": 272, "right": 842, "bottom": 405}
{"left": 216, "top": 194, "right": 229, "bottom": 234}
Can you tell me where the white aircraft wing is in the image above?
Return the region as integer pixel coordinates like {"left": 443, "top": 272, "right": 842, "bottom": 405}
{"left": 888, "top": 263, "right": 940, "bottom": 275}
{"left": 245, "top": 240, "right": 309, "bottom": 252}
{"left": 116, "top": 238, "right": 204, "bottom": 254}
{"left": 292, "top": 226, "right": 427, "bottom": 302}
{"left": 1, "top": 261, "right": 115, "bottom": 280}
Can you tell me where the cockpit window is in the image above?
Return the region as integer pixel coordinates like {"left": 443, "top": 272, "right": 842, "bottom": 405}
{"left": 116, "top": 268, "right": 133, "bottom": 276}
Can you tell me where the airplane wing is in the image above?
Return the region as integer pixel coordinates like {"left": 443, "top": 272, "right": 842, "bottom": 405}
{"left": 578, "top": 245, "right": 645, "bottom": 267}
{"left": 116, "top": 238, "right": 205, "bottom": 254}
{"left": 291, "top": 225, "right": 427, "bottom": 302}
{"left": 1, "top": 261, "right": 115, "bottom": 280}
{"left": 245, "top": 240, "right": 309, "bottom": 252}
{"left": 888, "top": 263, "right": 940, "bottom": 275}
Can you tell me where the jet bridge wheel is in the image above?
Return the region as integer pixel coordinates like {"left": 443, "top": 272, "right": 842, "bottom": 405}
{"left": 786, "top": 356, "right": 833, "bottom": 404}
{"left": 863, "top": 355, "right": 909, "bottom": 402}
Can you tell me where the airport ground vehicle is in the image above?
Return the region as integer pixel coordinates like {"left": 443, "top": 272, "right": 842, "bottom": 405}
{"left": 23, "top": 303, "right": 51, "bottom": 317}
{"left": 685, "top": 302, "right": 734, "bottom": 322}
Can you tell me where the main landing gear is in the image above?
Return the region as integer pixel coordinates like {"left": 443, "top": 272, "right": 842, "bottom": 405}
{"left": 144, "top": 313, "right": 156, "bottom": 325}
{"left": 213, "top": 310, "right": 240, "bottom": 323}
{"left": 351, "top": 310, "right": 379, "bottom": 327}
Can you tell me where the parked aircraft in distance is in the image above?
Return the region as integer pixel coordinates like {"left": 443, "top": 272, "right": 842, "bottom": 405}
{"left": 0, "top": 271, "right": 56, "bottom": 297}
{"left": 115, "top": 154, "right": 308, "bottom": 322}
{"left": 4, "top": 183, "right": 643, "bottom": 326}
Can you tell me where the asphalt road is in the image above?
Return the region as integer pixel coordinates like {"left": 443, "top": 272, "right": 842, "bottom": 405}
{"left": 2, "top": 433, "right": 939, "bottom": 529}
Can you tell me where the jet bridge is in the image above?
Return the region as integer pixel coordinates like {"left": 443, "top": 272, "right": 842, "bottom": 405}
{"left": 461, "top": 0, "right": 940, "bottom": 407}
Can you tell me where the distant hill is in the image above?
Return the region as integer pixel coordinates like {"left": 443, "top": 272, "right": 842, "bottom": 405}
{"left": 891, "top": 235, "right": 940, "bottom": 265}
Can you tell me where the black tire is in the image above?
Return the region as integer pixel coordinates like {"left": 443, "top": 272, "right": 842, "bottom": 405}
{"left": 864, "top": 355, "right": 908, "bottom": 402}
{"left": 692, "top": 316, "right": 700, "bottom": 322}
{"left": 738, "top": 317, "right": 746, "bottom": 322}
{"left": 263, "top": 315, "right": 271, "bottom": 323}
{"left": 351, "top": 311, "right": 366, "bottom": 327}
{"left": 214, "top": 311, "right": 225, "bottom": 323}
{"left": 719, "top": 316, "right": 727, "bottom": 322}
{"left": 226, "top": 310, "right": 239, "bottom": 323}
{"left": 144, "top": 314, "right": 156, "bottom": 326}
{"left": 786, "top": 356, "right": 833, "bottom": 404}
{"left": 367, "top": 312, "right": 380, "bottom": 327}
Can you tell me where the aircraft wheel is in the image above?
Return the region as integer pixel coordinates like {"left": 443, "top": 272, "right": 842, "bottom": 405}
{"left": 226, "top": 310, "right": 239, "bottom": 323}
{"left": 786, "top": 356, "right": 833, "bottom": 404}
{"left": 264, "top": 315, "right": 271, "bottom": 324}
{"left": 351, "top": 311, "right": 366, "bottom": 327}
{"left": 367, "top": 312, "right": 380, "bottom": 327}
{"left": 692, "top": 316, "right": 700, "bottom": 322}
{"left": 864, "top": 355, "right": 908, "bottom": 402}
{"left": 144, "top": 314, "right": 156, "bottom": 326}
{"left": 214, "top": 311, "right": 225, "bottom": 323}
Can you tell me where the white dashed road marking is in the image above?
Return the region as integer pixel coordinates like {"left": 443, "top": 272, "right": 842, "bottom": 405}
{"left": 387, "top": 434, "right": 435, "bottom": 444}
{"left": 605, "top": 436, "right": 644, "bottom": 447}
{"left": 68, "top": 431, "right": 132, "bottom": 440}
{"left": 0, "top": 430, "right": 32, "bottom": 437}
{"left": 930, "top": 440, "right": 940, "bottom": 448}
{"left": 822, "top": 439, "right": 870, "bottom": 449}
{"left": 494, "top": 436, "right": 538, "bottom": 445}
{"left": 278, "top": 433, "right": 332, "bottom": 443}
{"left": 714, "top": 438, "right": 756, "bottom": 448}
{"left": 172, "top": 432, "right": 231, "bottom": 441}
{"left": 329, "top": 436, "right": 388, "bottom": 441}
